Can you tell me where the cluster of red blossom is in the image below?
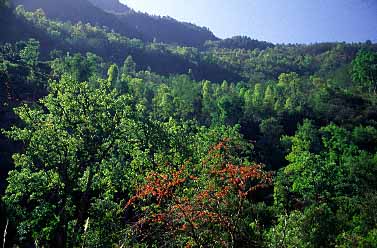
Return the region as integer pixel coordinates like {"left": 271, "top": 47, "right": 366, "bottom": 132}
{"left": 125, "top": 139, "right": 272, "bottom": 246}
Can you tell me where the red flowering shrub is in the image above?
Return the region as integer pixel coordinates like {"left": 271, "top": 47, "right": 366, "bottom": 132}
{"left": 125, "top": 139, "right": 273, "bottom": 247}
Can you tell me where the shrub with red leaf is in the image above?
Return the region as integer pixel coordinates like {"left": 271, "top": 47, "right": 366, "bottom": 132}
{"left": 125, "top": 139, "right": 273, "bottom": 247}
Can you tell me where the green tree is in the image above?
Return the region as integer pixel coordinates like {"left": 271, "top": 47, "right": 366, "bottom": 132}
{"left": 266, "top": 211, "right": 308, "bottom": 248}
{"left": 258, "top": 117, "right": 284, "bottom": 168}
{"left": 243, "top": 89, "right": 253, "bottom": 115}
{"left": 2, "top": 76, "right": 164, "bottom": 247}
{"left": 51, "top": 53, "right": 104, "bottom": 83}
{"left": 19, "top": 39, "right": 39, "bottom": 68}
{"left": 170, "top": 75, "right": 200, "bottom": 120}
{"left": 252, "top": 83, "right": 264, "bottom": 107}
{"left": 263, "top": 85, "right": 275, "bottom": 108}
{"left": 217, "top": 95, "right": 243, "bottom": 125}
{"left": 153, "top": 84, "right": 175, "bottom": 120}
{"left": 121, "top": 55, "right": 136, "bottom": 77}
{"left": 352, "top": 50, "right": 377, "bottom": 95}
{"left": 19, "top": 39, "right": 40, "bottom": 83}
{"left": 107, "top": 63, "right": 119, "bottom": 86}
{"left": 275, "top": 121, "right": 377, "bottom": 247}
{"left": 201, "top": 80, "right": 216, "bottom": 124}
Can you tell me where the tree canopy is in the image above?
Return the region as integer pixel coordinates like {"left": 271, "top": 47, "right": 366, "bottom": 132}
{"left": 1, "top": 3, "right": 377, "bottom": 247}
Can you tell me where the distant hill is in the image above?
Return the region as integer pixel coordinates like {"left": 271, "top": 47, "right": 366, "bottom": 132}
{"left": 205, "top": 36, "right": 275, "bottom": 50}
{"left": 88, "top": 0, "right": 130, "bottom": 14}
{"left": 12, "top": 0, "right": 219, "bottom": 47}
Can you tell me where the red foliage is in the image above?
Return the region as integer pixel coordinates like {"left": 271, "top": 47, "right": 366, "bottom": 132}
{"left": 125, "top": 138, "right": 273, "bottom": 246}
{"left": 212, "top": 163, "right": 272, "bottom": 198}
{"left": 126, "top": 165, "right": 188, "bottom": 208}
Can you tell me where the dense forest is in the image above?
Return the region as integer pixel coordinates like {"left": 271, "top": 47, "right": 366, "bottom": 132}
{"left": 1, "top": 0, "right": 377, "bottom": 247}
{"left": 12, "top": 0, "right": 218, "bottom": 47}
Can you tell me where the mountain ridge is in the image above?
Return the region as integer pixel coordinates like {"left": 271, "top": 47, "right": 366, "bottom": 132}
{"left": 88, "top": 0, "right": 130, "bottom": 14}
{"left": 12, "top": 0, "right": 219, "bottom": 47}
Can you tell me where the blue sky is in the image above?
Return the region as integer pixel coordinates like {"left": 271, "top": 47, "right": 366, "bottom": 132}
{"left": 121, "top": 0, "right": 377, "bottom": 44}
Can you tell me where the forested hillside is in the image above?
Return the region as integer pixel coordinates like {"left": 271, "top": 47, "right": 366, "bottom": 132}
{"left": 1, "top": 1, "right": 377, "bottom": 247}
{"left": 88, "top": 0, "right": 130, "bottom": 14}
{"left": 12, "top": 0, "right": 218, "bottom": 47}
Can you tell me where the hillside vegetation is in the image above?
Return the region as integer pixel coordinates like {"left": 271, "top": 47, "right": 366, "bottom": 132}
{"left": 12, "top": 0, "right": 218, "bottom": 47}
{"left": 1, "top": 1, "right": 377, "bottom": 247}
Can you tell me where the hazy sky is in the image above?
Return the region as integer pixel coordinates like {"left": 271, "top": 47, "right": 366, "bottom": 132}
{"left": 121, "top": 0, "right": 377, "bottom": 44}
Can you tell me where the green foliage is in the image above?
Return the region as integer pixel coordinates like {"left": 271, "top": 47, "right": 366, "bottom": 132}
{"left": 2, "top": 58, "right": 260, "bottom": 246}
{"left": 3, "top": 77, "right": 133, "bottom": 245}
{"left": 352, "top": 50, "right": 377, "bottom": 95}
{"left": 50, "top": 52, "right": 106, "bottom": 84}
{"left": 204, "top": 35, "right": 274, "bottom": 50}
{"left": 107, "top": 63, "right": 119, "bottom": 85}
{"left": 122, "top": 55, "right": 136, "bottom": 77}
{"left": 275, "top": 121, "right": 377, "bottom": 247}
{"left": 4, "top": 7, "right": 371, "bottom": 84}
{"left": 3, "top": 75, "right": 197, "bottom": 246}
{"left": 18, "top": 39, "right": 40, "bottom": 83}
{"left": 14, "top": 0, "right": 217, "bottom": 47}
{"left": 1, "top": 4, "right": 377, "bottom": 247}
{"left": 266, "top": 211, "right": 308, "bottom": 248}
